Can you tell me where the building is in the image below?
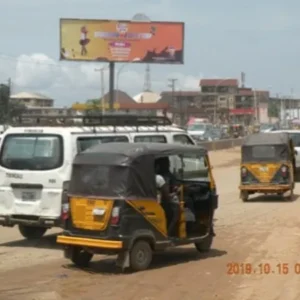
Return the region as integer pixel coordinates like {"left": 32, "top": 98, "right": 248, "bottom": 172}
{"left": 159, "top": 91, "right": 203, "bottom": 125}
{"left": 158, "top": 78, "right": 272, "bottom": 125}
{"left": 269, "top": 96, "right": 300, "bottom": 123}
{"left": 72, "top": 90, "right": 169, "bottom": 116}
{"left": 10, "top": 92, "right": 54, "bottom": 108}
{"left": 199, "top": 79, "right": 238, "bottom": 123}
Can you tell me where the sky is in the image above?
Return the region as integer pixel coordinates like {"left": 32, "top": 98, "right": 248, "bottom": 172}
{"left": 1, "top": 0, "right": 300, "bottom": 106}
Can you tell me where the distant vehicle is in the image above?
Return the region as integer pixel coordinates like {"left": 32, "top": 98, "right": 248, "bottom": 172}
{"left": 187, "top": 123, "right": 213, "bottom": 140}
{"left": 201, "top": 129, "right": 222, "bottom": 141}
{"left": 260, "top": 123, "right": 278, "bottom": 132}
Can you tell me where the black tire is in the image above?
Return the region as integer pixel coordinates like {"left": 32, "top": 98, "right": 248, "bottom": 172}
{"left": 130, "top": 240, "right": 153, "bottom": 272}
{"left": 71, "top": 247, "right": 93, "bottom": 267}
{"left": 288, "top": 189, "right": 294, "bottom": 201}
{"left": 195, "top": 234, "right": 213, "bottom": 253}
{"left": 240, "top": 191, "right": 249, "bottom": 202}
{"left": 18, "top": 225, "right": 47, "bottom": 239}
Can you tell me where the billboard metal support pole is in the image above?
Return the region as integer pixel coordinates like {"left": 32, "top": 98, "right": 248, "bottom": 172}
{"left": 109, "top": 62, "right": 115, "bottom": 111}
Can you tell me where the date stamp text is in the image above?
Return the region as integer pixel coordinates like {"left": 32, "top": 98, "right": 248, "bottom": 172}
{"left": 227, "top": 263, "right": 300, "bottom": 275}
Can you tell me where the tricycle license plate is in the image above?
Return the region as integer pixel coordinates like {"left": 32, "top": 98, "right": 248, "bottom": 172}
{"left": 22, "top": 191, "right": 36, "bottom": 201}
{"left": 260, "top": 166, "right": 268, "bottom": 172}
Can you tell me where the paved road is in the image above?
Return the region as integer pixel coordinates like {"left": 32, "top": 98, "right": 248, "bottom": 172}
{"left": 1, "top": 147, "right": 300, "bottom": 300}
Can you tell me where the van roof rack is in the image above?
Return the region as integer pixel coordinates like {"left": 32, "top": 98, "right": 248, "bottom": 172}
{"left": 13, "top": 113, "right": 172, "bottom": 127}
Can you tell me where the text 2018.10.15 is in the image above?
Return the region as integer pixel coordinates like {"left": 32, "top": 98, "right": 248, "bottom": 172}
{"left": 227, "top": 263, "right": 300, "bottom": 275}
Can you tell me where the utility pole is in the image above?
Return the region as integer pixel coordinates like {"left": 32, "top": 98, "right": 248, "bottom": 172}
{"left": 253, "top": 89, "right": 258, "bottom": 124}
{"left": 95, "top": 68, "right": 106, "bottom": 113}
{"left": 168, "top": 78, "right": 178, "bottom": 123}
{"left": 7, "top": 78, "right": 11, "bottom": 126}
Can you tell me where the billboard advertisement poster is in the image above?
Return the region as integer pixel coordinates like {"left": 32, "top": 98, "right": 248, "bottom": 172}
{"left": 60, "top": 19, "right": 184, "bottom": 64}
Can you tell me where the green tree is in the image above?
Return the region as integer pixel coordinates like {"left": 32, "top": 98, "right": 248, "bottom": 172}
{"left": 268, "top": 102, "right": 279, "bottom": 118}
{"left": 0, "top": 83, "right": 27, "bottom": 124}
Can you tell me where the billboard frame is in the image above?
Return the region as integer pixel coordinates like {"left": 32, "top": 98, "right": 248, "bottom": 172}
{"left": 59, "top": 18, "right": 185, "bottom": 64}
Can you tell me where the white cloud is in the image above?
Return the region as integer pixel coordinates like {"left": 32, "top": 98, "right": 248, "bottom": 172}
{"left": 0, "top": 53, "right": 200, "bottom": 106}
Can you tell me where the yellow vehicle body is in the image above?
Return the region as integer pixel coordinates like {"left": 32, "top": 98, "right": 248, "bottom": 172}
{"left": 239, "top": 132, "right": 296, "bottom": 201}
{"left": 57, "top": 143, "right": 218, "bottom": 272}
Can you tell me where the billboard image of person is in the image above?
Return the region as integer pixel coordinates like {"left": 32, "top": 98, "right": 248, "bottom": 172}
{"left": 60, "top": 19, "right": 184, "bottom": 64}
{"left": 79, "top": 26, "right": 90, "bottom": 56}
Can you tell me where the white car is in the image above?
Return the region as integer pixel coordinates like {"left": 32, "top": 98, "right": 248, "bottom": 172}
{"left": 187, "top": 123, "right": 213, "bottom": 140}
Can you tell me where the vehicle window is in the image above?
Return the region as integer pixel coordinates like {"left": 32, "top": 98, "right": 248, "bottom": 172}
{"left": 188, "top": 124, "right": 205, "bottom": 131}
{"left": 170, "top": 154, "right": 208, "bottom": 179}
{"left": 134, "top": 135, "right": 166, "bottom": 143}
{"left": 288, "top": 133, "right": 300, "bottom": 147}
{"left": 252, "top": 146, "right": 276, "bottom": 158}
{"left": 77, "top": 136, "right": 129, "bottom": 152}
{"left": 173, "top": 134, "right": 194, "bottom": 145}
{"left": 0, "top": 134, "right": 63, "bottom": 170}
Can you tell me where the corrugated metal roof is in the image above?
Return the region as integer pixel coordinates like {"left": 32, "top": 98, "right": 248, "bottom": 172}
{"left": 10, "top": 92, "right": 52, "bottom": 100}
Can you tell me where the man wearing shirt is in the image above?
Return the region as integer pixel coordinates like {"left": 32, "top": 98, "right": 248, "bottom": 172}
{"left": 155, "top": 159, "right": 179, "bottom": 237}
{"left": 156, "top": 174, "right": 169, "bottom": 203}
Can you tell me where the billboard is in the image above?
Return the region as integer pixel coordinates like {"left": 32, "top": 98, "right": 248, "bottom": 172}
{"left": 60, "top": 19, "right": 184, "bottom": 64}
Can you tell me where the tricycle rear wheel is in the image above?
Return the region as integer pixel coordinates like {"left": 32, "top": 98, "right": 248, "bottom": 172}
{"left": 240, "top": 191, "right": 249, "bottom": 202}
{"left": 71, "top": 247, "right": 93, "bottom": 267}
{"left": 195, "top": 234, "right": 213, "bottom": 252}
{"left": 130, "top": 240, "right": 153, "bottom": 272}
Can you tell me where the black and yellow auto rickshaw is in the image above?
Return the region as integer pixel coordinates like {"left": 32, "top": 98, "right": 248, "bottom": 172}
{"left": 239, "top": 132, "right": 296, "bottom": 201}
{"left": 57, "top": 143, "right": 218, "bottom": 272}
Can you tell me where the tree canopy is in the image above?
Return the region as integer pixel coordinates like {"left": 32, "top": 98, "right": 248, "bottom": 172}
{"left": 0, "top": 83, "right": 27, "bottom": 123}
{"left": 268, "top": 102, "right": 279, "bottom": 118}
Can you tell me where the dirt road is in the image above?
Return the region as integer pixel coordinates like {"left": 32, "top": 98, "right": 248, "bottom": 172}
{"left": 1, "top": 147, "right": 300, "bottom": 300}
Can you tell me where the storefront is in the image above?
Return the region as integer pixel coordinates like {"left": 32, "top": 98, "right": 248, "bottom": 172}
{"left": 229, "top": 108, "right": 254, "bottom": 125}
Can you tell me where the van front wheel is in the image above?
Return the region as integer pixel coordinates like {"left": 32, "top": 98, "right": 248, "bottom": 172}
{"left": 18, "top": 225, "right": 47, "bottom": 239}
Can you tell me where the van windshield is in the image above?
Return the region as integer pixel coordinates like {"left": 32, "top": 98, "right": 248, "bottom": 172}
{"left": 0, "top": 134, "right": 63, "bottom": 170}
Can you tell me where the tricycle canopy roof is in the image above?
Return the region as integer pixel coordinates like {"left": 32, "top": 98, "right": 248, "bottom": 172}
{"left": 69, "top": 143, "right": 207, "bottom": 200}
{"left": 73, "top": 142, "right": 207, "bottom": 166}
{"left": 242, "top": 132, "right": 290, "bottom": 147}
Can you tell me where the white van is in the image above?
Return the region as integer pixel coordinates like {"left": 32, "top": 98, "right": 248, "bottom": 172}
{"left": 0, "top": 115, "right": 198, "bottom": 239}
